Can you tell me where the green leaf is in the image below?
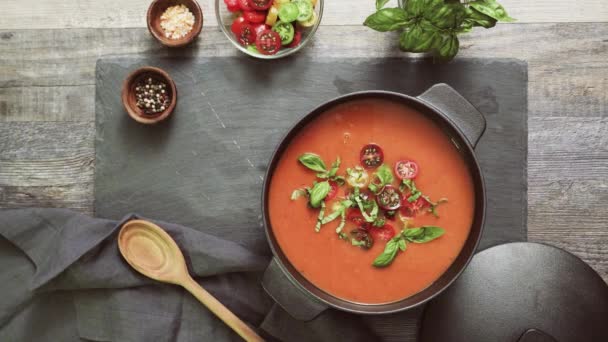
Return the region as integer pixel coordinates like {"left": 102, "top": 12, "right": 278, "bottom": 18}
{"left": 399, "top": 25, "right": 441, "bottom": 52}
{"left": 404, "top": 0, "right": 443, "bottom": 17}
{"left": 328, "top": 156, "right": 341, "bottom": 177}
{"left": 425, "top": 2, "right": 467, "bottom": 29}
{"left": 403, "top": 227, "right": 424, "bottom": 238}
{"left": 437, "top": 34, "right": 459, "bottom": 61}
{"left": 464, "top": 6, "right": 497, "bottom": 29}
{"left": 336, "top": 211, "right": 347, "bottom": 234}
{"left": 309, "top": 181, "right": 331, "bottom": 208}
{"left": 373, "top": 238, "right": 401, "bottom": 267}
{"left": 369, "top": 164, "right": 395, "bottom": 193}
{"left": 406, "top": 226, "right": 445, "bottom": 243}
{"left": 364, "top": 8, "right": 410, "bottom": 32}
{"left": 407, "top": 190, "right": 422, "bottom": 202}
{"left": 354, "top": 195, "right": 379, "bottom": 223}
{"left": 315, "top": 202, "right": 326, "bottom": 232}
{"left": 322, "top": 200, "right": 353, "bottom": 224}
{"left": 469, "top": 0, "right": 516, "bottom": 22}
{"left": 398, "top": 239, "right": 407, "bottom": 252}
{"left": 291, "top": 189, "right": 307, "bottom": 200}
{"left": 298, "top": 153, "right": 327, "bottom": 173}
{"left": 376, "top": 0, "right": 390, "bottom": 11}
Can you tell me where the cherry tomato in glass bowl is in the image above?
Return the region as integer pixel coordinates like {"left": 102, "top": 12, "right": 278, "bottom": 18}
{"left": 224, "top": 0, "right": 240, "bottom": 12}
{"left": 250, "top": 0, "right": 273, "bottom": 10}
{"left": 376, "top": 185, "right": 402, "bottom": 210}
{"left": 231, "top": 17, "right": 256, "bottom": 46}
{"left": 325, "top": 181, "right": 339, "bottom": 201}
{"left": 360, "top": 143, "right": 384, "bottom": 169}
{"left": 369, "top": 223, "right": 396, "bottom": 242}
{"left": 255, "top": 30, "right": 282, "bottom": 55}
{"left": 395, "top": 160, "right": 419, "bottom": 180}
{"left": 243, "top": 10, "right": 266, "bottom": 23}
{"left": 287, "top": 30, "right": 302, "bottom": 48}
{"left": 238, "top": 0, "right": 253, "bottom": 11}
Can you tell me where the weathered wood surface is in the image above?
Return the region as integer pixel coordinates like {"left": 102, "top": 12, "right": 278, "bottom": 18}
{"left": 2, "top": 0, "right": 607, "bottom": 30}
{"left": 0, "top": 20, "right": 606, "bottom": 342}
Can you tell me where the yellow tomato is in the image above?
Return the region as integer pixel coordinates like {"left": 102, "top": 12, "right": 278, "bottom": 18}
{"left": 265, "top": 6, "right": 279, "bottom": 26}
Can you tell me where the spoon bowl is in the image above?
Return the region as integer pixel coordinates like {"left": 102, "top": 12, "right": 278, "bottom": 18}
{"left": 118, "top": 220, "right": 264, "bottom": 342}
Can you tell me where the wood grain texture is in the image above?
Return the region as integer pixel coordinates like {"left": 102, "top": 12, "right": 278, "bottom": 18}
{"left": 1, "top": 0, "right": 607, "bottom": 30}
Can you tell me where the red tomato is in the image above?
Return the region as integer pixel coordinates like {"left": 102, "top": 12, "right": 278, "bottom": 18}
{"left": 243, "top": 10, "right": 266, "bottom": 24}
{"left": 325, "top": 181, "right": 339, "bottom": 201}
{"left": 400, "top": 196, "right": 429, "bottom": 217}
{"left": 360, "top": 143, "right": 384, "bottom": 169}
{"left": 287, "top": 30, "right": 302, "bottom": 48}
{"left": 231, "top": 16, "right": 256, "bottom": 46}
{"left": 238, "top": 0, "right": 253, "bottom": 11}
{"left": 347, "top": 209, "right": 366, "bottom": 226}
{"left": 253, "top": 23, "right": 270, "bottom": 37}
{"left": 395, "top": 160, "right": 419, "bottom": 180}
{"left": 224, "top": 0, "right": 240, "bottom": 12}
{"left": 369, "top": 224, "right": 396, "bottom": 242}
{"left": 249, "top": 0, "right": 273, "bottom": 10}
{"left": 255, "top": 30, "right": 282, "bottom": 55}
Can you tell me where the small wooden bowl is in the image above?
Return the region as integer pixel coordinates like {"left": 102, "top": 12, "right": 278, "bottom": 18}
{"left": 121, "top": 67, "right": 177, "bottom": 125}
{"left": 147, "top": 0, "right": 203, "bottom": 47}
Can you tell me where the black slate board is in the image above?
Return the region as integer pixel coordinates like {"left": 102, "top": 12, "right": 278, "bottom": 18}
{"left": 95, "top": 56, "right": 528, "bottom": 339}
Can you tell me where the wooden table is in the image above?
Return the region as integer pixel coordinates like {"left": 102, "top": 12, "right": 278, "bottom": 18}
{"left": 1, "top": 0, "right": 607, "bottom": 340}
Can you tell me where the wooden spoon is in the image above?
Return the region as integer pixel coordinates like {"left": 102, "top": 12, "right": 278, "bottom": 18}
{"left": 118, "top": 219, "right": 265, "bottom": 342}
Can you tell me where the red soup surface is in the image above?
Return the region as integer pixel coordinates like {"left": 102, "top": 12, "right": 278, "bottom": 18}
{"left": 268, "top": 98, "right": 475, "bottom": 304}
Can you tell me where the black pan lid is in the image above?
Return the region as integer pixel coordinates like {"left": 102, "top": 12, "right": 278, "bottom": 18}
{"left": 419, "top": 242, "right": 608, "bottom": 342}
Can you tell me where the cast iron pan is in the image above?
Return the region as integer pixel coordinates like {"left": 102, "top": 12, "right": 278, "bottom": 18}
{"left": 261, "top": 84, "right": 487, "bottom": 318}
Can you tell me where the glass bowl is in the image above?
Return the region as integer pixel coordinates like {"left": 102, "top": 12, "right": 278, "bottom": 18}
{"left": 215, "top": 0, "right": 324, "bottom": 59}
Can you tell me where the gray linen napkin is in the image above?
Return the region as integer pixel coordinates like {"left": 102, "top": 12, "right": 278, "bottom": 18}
{"left": 0, "top": 208, "right": 378, "bottom": 342}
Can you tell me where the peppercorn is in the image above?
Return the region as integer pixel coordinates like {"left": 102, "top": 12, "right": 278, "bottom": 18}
{"left": 134, "top": 77, "right": 171, "bottom": 115}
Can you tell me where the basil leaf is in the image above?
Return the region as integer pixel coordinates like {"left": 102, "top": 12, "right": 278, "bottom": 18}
{"left": 407, "top": 191, "right": 422, "bottom": 202}
{"left": 298, "top": 153, "right": 327, "bottom": 173}
{"left": 406, "top": 226, "right": 445, "bottom": 243}
{"left": 354, "top": 195, "right": 379, "bottom": 223}
{"left": 376, "top": 164, "right": 394, "bottom": 185}
{"left": 309, "top": 181, "right": 330, "bottom": 208}
{"left": 322, "top": 200, "right": 353, "bottom": 225}
{"left": 398, "top": 239, "right": 407, "bottom": 252}
{"left": 469, "top": 0, "right": 516, "bottom": 22}
{"left": 399, "top": 25, "right": 441, "bottom": 52}
{"left": 336, "top": 211, "right": 347, "bottom": 234}
{"left": 403, "top": 227, "right": 424, "bottom": 238}
{"left": 291, "top": 189, "right": 307, "bottom": 200}
{"left": 373, "top": 238, "right": 401, "bottom": 267}
{"left": 364, "top": 8, "right": 410, "bottom": 32}
{"left": 405, "top": 0, "right": 443, "bottom": 17}
{"left": 438, "top": 34, "right": 459, "bottom": 61}
{"left": 315, "top": 202, "right": 326, "bottom": 232}
{"left": 376, "top": 0, "right": 389, "bottom": 11}
{"left": 373, "top": 217, "right": 386, "bottom": 227}
{"left": 425, "top": 2, "right": 467, "bottom": 29}
{"left": 333, "top": 176, "right": 346, "bottom": 185}
{"left": 464, "top": 6, "right": 497, "bottom": 29}
{"left": 328, "top": 156, "right": 341, "bottom": 177}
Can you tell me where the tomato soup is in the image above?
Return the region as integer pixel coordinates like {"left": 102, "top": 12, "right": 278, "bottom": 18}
{"left": 268, "top": 98, "right": 475, "bottom": 304}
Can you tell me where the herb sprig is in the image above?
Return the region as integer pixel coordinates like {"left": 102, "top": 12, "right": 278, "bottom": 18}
{"left": 365, "top": 0, "right": 515, "bottom": 61}
{"left": 373, "top": 226, "right": 445, "bottom": 267}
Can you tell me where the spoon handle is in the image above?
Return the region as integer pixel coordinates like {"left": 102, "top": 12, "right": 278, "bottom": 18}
{"left": 183, "top": 277, "right": 265, "bottom": 342}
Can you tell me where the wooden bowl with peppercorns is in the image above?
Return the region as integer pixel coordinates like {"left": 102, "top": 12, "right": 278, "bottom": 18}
{"left": 147, "top": 0, "right": 203, "bottom": 47}
{"left": 121, "top": 67, "right": 177, "bottom": 125}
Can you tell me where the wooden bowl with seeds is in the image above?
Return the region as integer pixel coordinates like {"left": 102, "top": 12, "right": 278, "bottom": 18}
{"left": 147, "top": 0, "right": 203, "bottom": 47}
{"left": 121, "top": 66, "right": 177, "bottom": 125}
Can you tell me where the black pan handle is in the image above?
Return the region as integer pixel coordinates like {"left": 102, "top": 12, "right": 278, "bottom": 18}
{"left": 261, "top": 257, "right": 328, "bottom": 321}
{"left": 417, "top": 83, "right": 486, "bottom": 148}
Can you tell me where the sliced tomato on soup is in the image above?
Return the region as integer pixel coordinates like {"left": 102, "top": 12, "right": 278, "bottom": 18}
{"left": 395, "top": 160, "right": 419, "bottom": 180}
{"left": 360, "top": 143, "right": 384, "bottom": 169}
{"left": 369, "top": 223, "right": 396, "bottom": 242}
{"left": 400, "top": 196, "right": 429, "bottom": 217}
{"left": 325, "top": 181, "right": 339, "bottom": 201}
{"left": 347, "top": 209, "right": 366, "bottom": 226}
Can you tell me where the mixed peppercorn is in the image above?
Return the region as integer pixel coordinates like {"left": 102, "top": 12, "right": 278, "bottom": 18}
{"left": 134, "top": 77, "right": 171, "bottom": 115}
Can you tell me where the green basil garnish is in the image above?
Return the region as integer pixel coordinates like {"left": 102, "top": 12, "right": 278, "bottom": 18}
{"left": 299, "top": 153, "right": 327, "bottom": 172}
{"left": 372, "top": 238, "right": 401, "bottom": 267}
{"left": 291, "top": 188, "right": 307, "bottom": 200}
{"left": 315, "top": 202, "right": 326, "bottom": 232}
{"left": 309, "top": 181, "right": 330, "bottom": 208}
{"left": 368, "top": 164, "right": 394, "bottom": 193}
{"left": 405, "top": 226, "right": 445, "bottom": 243}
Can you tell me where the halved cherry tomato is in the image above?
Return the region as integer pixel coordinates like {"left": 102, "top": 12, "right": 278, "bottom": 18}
{"left": 232, "top": 17, "right": 256, "bottom": 46}
{"left": 238, "top": 0, "right": 253, "bottom": 11}
{"left": 253, "top": 23, "right": 270, "bottom": 37}
{"left": 243, "top": 10, "right": 266, "bottom": 24}
{"left": 325, "top": 181, "right": 338, "bottom": 201}
{"left": 347, "top": 209, "right": 366, "bottom": 226}
{"left": 250, "top": 0, "right": 273, "bottom": 10}
{"left": 287, "top": 30, "right": 302, "bottom": 48}
{"left": 369, "top": 223, "right": 396, "bottom": 242}
{"left": 224, "top": 0, "right": 240, "bottom": 12}
{"left": 376, "top": 185, "right": 402, "bottom": 210}
{"left": 255, "top": 30, "right": 282, "bottom": 55}
{"left": 395, "top": 160, "right": 419, "bottom": 180}
{"left": 400, "top": 196, "right": 429, "bottom": 217}
{"left": 360, "top": 143, "right": 384, "bottom": 169}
